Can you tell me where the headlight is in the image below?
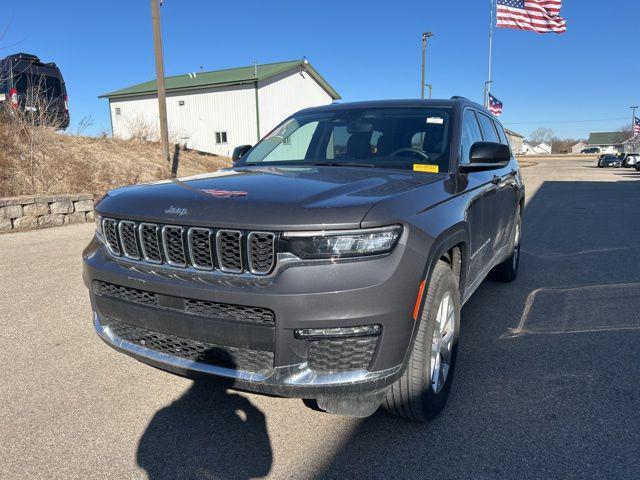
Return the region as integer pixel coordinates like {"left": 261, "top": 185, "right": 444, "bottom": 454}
{"left": 284, "top": 225, "right": 402, "bottom": 259}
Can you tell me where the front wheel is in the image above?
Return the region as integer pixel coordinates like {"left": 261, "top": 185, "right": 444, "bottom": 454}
{"left": 383, "top": 261, "right": 461, "bottom": 422}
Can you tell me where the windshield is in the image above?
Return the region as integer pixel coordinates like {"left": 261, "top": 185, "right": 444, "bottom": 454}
{"left": 242, "top": 107, "right": 452, "bottom": 173}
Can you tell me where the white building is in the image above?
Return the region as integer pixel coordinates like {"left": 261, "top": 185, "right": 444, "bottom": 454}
{"left": 586, "top": 132, "right": 623, "bottom": 155}
{"left": 504, "top": 129, "right": 525, "bottom": 154}
{"left": 570, "top": 141, "right": 587, "bottom": 154}
{"left": 522, "top": 141, "right": 552, "bottom": 155}
{"left": 99, "top": 60, "right": 340, "bottom": 156}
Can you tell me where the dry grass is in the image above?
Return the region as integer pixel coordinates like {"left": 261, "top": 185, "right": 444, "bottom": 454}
{"left": 0, "top": 120, "right": 231, "bottom": 197}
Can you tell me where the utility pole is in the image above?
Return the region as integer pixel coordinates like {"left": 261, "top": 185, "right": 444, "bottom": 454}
{"left": 421, "top": 32, "right": 433, "bottom": 99}
{"left": 150, "top": 0, "right": 171, "bottom": 170}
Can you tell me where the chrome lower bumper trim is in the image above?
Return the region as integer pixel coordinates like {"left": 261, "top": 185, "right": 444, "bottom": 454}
{"left": 93, "top": 312, "right": 401, "bottom": 388}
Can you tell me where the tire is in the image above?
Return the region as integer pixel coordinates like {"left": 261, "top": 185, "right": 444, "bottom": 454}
{"left": 383, "top": 260, "right": 461, "bottom": 422}
{"left": 492, "top": 207, "right": 522, "bottom": 283}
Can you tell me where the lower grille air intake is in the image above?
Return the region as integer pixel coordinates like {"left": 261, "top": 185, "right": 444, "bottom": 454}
{"left": 103, "top": 318, "right": 275, "bottom": 374}
{"left": 93, "top": 281, "right": 275, "bottom": 325}
{"left": 307, "top": 336, "right": 378, "bottom": 373}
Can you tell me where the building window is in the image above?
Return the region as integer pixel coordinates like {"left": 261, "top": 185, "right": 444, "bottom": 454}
{"left": 115, "top": 107, "right": 121, "bottom": 115}
{"left": 215, "top": 131, "right": 228, "bottom": 144}
{"left": 178, "top": 100, "right": 185, "bottom": 106}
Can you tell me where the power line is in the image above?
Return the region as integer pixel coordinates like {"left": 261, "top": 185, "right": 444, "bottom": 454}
{"left": 506, "top": 117, "right": 628, "bottom": 126}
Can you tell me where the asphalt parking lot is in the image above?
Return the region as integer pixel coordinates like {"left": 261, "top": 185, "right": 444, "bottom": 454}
{"left": 1, "top": 157, "right": 639, "bottom": 480}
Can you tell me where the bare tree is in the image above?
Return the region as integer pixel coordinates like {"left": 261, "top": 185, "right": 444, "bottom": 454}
{"left": 529, "top": 127, "right": 555, "bottom": 144}
{"left": 73, "top": 116, "right": 94, "bottom": 136}
{"left": 613, "top": 123, "right": 634, "bottom": 145}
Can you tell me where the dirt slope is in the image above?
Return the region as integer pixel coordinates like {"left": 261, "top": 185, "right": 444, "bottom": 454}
{"left": 0, "top": 124, "right": 231, "bottom": 197}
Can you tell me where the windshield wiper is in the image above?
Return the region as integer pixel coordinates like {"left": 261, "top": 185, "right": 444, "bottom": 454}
{"left": 310, "top": 161, "right": 375, "bottom": 168}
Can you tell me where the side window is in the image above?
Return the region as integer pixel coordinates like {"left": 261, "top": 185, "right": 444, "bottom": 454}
{"left": 460, "top": 110, "right": 483, "bottom": 164}
{"left": 493, "top": 120, "right": 508, "bottom": 145}
{"left": 477, "top": 113, "right": 499, "bottom": 142}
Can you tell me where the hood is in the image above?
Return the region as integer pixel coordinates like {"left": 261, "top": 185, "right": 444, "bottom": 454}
{"left": 96, "top": 166, "right": 444, "bottom": 230}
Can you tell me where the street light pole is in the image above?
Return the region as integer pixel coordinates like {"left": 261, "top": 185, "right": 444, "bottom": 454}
{"left": 421, "top": 32, "right": 433, "bottom": 99}
{"left": 150, "top": 0, "right": 171, "bottom": 171}
{"left": 483, "top": 80, "right": 493, "bottom": 106}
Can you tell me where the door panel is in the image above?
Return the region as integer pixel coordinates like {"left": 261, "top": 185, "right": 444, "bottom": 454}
{"left": 460, "top": 109, "right": 500, "bottom": 285}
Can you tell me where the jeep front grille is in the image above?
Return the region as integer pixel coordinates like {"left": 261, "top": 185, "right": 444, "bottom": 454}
{"left": 162, "top": 225, "right": 187, "bottom": 267}
{"left": 101, "top": 218, "right": 277, "bottom": 275}
{"left": 216, "top": 230, "right": 243, "bottom": 273}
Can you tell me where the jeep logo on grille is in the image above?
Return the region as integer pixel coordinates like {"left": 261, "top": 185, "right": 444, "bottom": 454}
{"left": 164, "top": 206, "right": 189, "bottom": 216}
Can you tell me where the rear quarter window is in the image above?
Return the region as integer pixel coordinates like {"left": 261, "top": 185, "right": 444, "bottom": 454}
{"left": 492, "top": 120, "right": 509, "bottom": 145}
{"left": 476, "top": 113, "right": 499, "bottom": 143}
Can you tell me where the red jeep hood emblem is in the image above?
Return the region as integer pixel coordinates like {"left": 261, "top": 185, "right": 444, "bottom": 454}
{"left": 202, "top": 189, "right": 248, "bottom": 198}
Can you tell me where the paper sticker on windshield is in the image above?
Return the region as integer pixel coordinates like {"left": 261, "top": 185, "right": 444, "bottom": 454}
{"left": 426, "top": 117, "right": 444, "bottom": 124}
{"left": 413, "top": 164, "right": 439, "bottom": 173}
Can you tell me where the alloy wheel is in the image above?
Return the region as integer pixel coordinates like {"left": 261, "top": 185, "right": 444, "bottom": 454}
{"left": 430, "top": 292, "right": 455, "bottom": 394}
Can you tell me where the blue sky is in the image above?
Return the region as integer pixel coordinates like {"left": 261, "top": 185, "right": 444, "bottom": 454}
{"left": 3, "top": 0, "right": 638, "bottom": 139}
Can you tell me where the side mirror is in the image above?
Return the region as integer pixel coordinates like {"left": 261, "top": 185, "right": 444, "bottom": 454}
{"left": 232, "top": 144, "right": 252, "bottom": 163}
{"left": 461, "top": 142, "right": 511, "bottom": 172}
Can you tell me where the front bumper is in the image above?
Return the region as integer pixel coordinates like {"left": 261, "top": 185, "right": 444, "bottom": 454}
{"left": 83, "top": 228, "right": 428, "bottom": 397}
{"left": 94, "top": 312, "right": 402, "bottom": 397}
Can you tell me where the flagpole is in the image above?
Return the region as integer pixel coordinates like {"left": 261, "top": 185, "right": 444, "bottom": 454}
{"left": 485, "top": 0, "right": 495, "bottom": 107}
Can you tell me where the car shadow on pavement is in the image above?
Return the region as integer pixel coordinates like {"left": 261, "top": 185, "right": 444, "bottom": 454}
{"left": 315, "top": 180, "right": 640, "bottom": 479}
{"left": 136, "top": 351, "right": 273, "bottom": 480}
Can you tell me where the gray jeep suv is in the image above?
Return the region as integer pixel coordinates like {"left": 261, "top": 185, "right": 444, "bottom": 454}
{"left": 83, "top": 98, "right": 525, "bottom": 421}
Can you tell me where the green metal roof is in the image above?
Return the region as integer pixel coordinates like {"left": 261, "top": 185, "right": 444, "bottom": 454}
{"left": 588, "top": 131, "right": 622, "bottom": 146}
{"left": 99, "top": 60, "right": 340, "bottom": 100}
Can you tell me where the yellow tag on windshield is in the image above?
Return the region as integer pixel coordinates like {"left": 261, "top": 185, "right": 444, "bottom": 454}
{"left": 413, "top": 164, "right": 439, "bottom": 173}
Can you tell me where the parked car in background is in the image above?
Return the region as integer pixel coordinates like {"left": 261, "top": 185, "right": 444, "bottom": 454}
{"left": 0, "top": 52, "right": 69, "bottom": 129}
{"left": 621, "top": 153, "right": 640, "bottom": 168}
{"left": 635, "top": 162, "right": 640, "bottom": 172}
{"left": 598, "top": 155, "right": 621, "bottom": 168}
{"left": 582, "top": 147, "right": 600, "bottom": 154}
{"left": 83, "top": 98, "right": 525, "bottom": 422}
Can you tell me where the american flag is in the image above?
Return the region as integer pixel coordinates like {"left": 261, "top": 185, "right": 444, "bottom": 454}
{"left": 634, "top": 117, "right": 640, "bottom": 135}
{"left": 489, "top": 94, "right": 503, "bottom": 116}
{"left": 497, "top": 0, "right": 567, "bottom": 34}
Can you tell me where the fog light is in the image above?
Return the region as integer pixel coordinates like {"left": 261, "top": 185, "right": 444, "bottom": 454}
{"left": 294, "top": 325, "right": 382, "bottom": 340}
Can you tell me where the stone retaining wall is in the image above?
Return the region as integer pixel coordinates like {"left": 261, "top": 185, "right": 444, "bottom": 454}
{"left": 0, "top": 194, "right": 94, "bottom": 233}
